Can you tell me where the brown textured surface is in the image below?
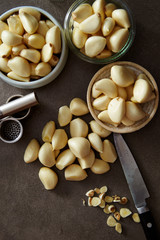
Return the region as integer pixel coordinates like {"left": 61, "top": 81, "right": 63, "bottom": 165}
{"left": 0, "top": 1, "right": 160, "bottom": 240}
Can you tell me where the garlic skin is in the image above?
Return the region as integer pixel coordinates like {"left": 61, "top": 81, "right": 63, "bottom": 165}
{"left": 39, "top": 167, "right": 58, "bottom": 190}
{"left": 65, "top": 164, "right": 88, "bottom": 181}
{"left": 68, "top": 137, "right": 90, "bottom": 158}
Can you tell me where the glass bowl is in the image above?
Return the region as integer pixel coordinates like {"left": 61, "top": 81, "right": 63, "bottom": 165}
{"left": 87, "top": 61, "right": 159, "bottom": 133}
{"left": 0, "top": 6, "right": 68, "bottom": 89}
{"left": 64, "top": 0, "right": 136, "bottom": 64}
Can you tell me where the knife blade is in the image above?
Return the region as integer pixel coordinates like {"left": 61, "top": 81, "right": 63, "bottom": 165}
{"left": 113, "top": 133, "right": 159, "bottom": 240}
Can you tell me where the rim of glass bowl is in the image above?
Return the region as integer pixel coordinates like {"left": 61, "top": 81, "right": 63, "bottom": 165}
{"left": 0, "top": 6, "right": 68, "bottom": 89}
{"left": 64, "top": 0, "right": 136, "bottom": 64}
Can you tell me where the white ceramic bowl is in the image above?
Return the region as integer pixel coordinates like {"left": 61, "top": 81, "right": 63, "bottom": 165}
{"left": 0, "top": 6, "right": 68, "bottom": 89}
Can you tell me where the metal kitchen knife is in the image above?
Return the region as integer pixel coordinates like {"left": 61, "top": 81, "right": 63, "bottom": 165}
{"left": 113, "top": 133, "right": 159, "bottom": 240}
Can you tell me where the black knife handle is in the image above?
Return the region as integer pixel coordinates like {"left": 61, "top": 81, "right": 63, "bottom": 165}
{"left": 139, "top": 211, "right": 159, "bottom": 240}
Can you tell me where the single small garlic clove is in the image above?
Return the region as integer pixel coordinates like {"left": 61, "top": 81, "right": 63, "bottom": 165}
{"left": 79, "top": 13, "right": 101, "bottom": 34}
{"left": 92, "top": 82, "right": 102, "bottom": 98}
{"left": 56, "top": 149, "right": 76, "bottom": 170}
{"left": 8, "top": 56, "right": 30, "bottom": 77}
{"left": 42, "top": 121, "right": 56, "bottom": 142}
{"left": 45, "top": 26, "right": 61, "bottom": 54}
{"left": 35, "top": 62, "right": 52, "bottom": 76}
{"left": 0, "top": 58, "right": 11, "bottom": 73}
{"left": 37, "top": 20, "right": 49, "bottom": 37}
{"left": 88, "top": 132, "right": 103, "bottom": 153}
{"left": 1, "top": 30, "right": 23, "bottom": 46}
{"left": 100, "top": 139, "right": 117, "bottom": 163}
{"left": 133, "top": 79, "right": 153, "bottom": 103}
{"left": 89, "top": 120, "right": 111, "bottom": 138}
{"left": 28, "top": 33, "right": 45, "bottom": 49}
{"left": 24, "top": 138, "right": 40, "bottom": 163}
{"left": 0, "top": 20, "right": 9, "bottom": 38}
{"left": 95, "top": 78, "right": 118, "bottom": 98}
{"left": 120, "top": 208, "right": 132, "bottom": 218}
{"left": 98, "top": 110, "right": 119, "bottom": 127}
{"left": 7, "top": 71, "right": 30, "bottom": 82}
{"left": 12, "top": 44, "right": 27, "bottom": 55}
{"left": 85, "top": 36, "right": 106, "bottom": 57}
{"left": 7, "top": 15, "right": 24, "bottom": 35}
{"left": 46, "top": 20, "right": 55, "bottom": 28}
{"left": 91, "top": 158, "right": 110, "bottom": 174}
{"left": 125, "top": 101, "right": 146, "bottom": 121}
{"left": 65, "top": 164, "right": 88, "bottom": 181}
{"left": 39, "top": 167, "right": 58, "bottom": 190}
{"left": 41, "top": 43, "right": 54, "bottom": 62}
{"left": 108, "top": 97, "right": 125, "bottom": 124}
{"left": 70, "top": 98, "right": 89, "bottom": 116}
{"left": 72, "top": 27, "right": 88, "bottom": 49}
{"left": 111, "top": 65, "right": 135, "bottom": 87}
{"left": 19, "top": 7, "right": 41, "bottom": 21}
{"left": 78, "top": 149, "right": 95, "bottom": 169}
{"left": 58, "top": 105, "right": 72, "bottom": 127}
{"left": 72, "top": 3, "right": 93, "bottom": 23}
{"left": 68, "top": 137, "right": 90, "bottom": 158}
{"left": 102, "top": 17, "right": 115, "bottom": 36}
{"left": 105, "top": 3, "right": 117, "bottom": 17}
{"left": 0, "top": 43, "right": 12, "bottom": 58}
{"left": 38, "top": 142, "right": 56, "bottom": 167}
{"left": 92, "top": 94, "right": 111, "bottom": 111}
{"left": 20, "top": 49, "right": 41, "bottom": 63}
{"left": 112, "top": 9, "right": 130, "bottom": 29}
{"left": 52, "top": 129, "right": 68, "bottom": 150}
{"left": 19, "top": 11, "right": 38, "bottom": 34}
{"left": 70, "top": 118, "right": 88, "bottom": 138}
{"left": 106, "top": 215, "right": 117, "bottom": 227}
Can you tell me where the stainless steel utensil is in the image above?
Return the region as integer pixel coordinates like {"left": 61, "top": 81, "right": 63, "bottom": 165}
{"left": 113, "top": 133, "right": 159, "bottom": 240}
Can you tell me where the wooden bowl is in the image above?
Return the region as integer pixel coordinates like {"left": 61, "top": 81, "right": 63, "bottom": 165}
{"left": 87, "top": 61, "right": 159, "bottom": 133}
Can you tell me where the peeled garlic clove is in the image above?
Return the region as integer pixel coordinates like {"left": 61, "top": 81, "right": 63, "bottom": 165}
{"left": 85, "top": 36, "right": 106, "bottom": 57}
{"left": 7, "top": 15, "right": 24, "bottom": 35}
{"left": 100, "top": 139, "right": 117, "bottom": 163}
{"left": 79, "top": 13, "right": 101, "bottom": 34}
{"left": 28, "top": 33, "right": 45, "bottom": 49}
{"left": 92, "top": 82, "right": 102, "bottom": 98}
{"left": 126, "top": 101, "right": 146, "bottom": 121}
{"left": 65, "top": 164, "right": 88, "bottom": 181}
{"left": 19, "top": 7, "right": 41, "bottom": 21}
{"left": 42, "top": 121, "right": 55, "bottom": 142}
{"left": 38, "top": 142, "right": 55, "bottom": 167}
{"left": 52, "top": 129, "right": 68, "bottom": 150}
{"left": 137, "top": 73, "right": 154, "bottom": 90}
{"left": 1, "top": 30, "right": 22, "bottom": 46}
{"left": 107, "top": 28, "right": 129, "bottom": 53}
{"left": 115, "top": 223, "right": 122, "bottom": 234}
{"left": 117, "top": 86, "right": 127, "bottom": 100}
{"left": 102, "top": 17, "right": 115, "bottom": 36}
{"left": 56, "top": 149, "right": 76, "bottom": 170}
{"left": 92, "top": 0, "right": 105, "bottom": 22}
{"left": 105, "top": 3, "right": 117, "bottom": 17}
{"left": 111, "top": 65, "right": 135, "bottom": 87}
{"left": 126, "top": 84, "right": 134, "bottom": 100}
{"left": 121, "top": 116, "right": 135, "bottom": 126}
{"left": 20, "top": 49, "right": 40, "bottom": 63}
{"left": 133, "top": 79, "right": 153, "bottom": 103}
{"left": 107, "top": 215, "right": 117, "bottom": 227}
{"left": 72, "top": 3, "right": 93, "bottom": 23}
{"left": 95, "top": 78, "right": 117, "bottom": 98}
{"left": 120, "top": 208, "right": 132, "bottom": 218}
{"left": 23, "top": 32, "right": 30, "bottom": 45}
{"left": 8, "top": 56, "right": 30, "bottom": 77}
{"left": 91, "top": 158, "right": 110, "bottom": 174}
{"left": 30, "top": 63, "right": 37, "bottom": 76}
{"left": 55, "top": 150, "right": 60, "bottom": 158}
{"left": 46, "top": 26, "right": 61, "bottom": 54}
{"left": 88, "top": 132, "right": 103, "bottom": 153}
{"left": 68, "top": 137, "right": 90, "bottom": 158}
{"left": 72, "top": 27, "right": 88, "bottom": 49}
{"left": 48, "top": 55, "right": 59, "bottom": 67}
{"left": 37, "top": 20, "right": 49, "bottom": 37}
{"left": 108, "top": 97, "right": 125, "bottom": 123}
{"left": 19, "top": 11, "right": 38, "bottom": 34}
{"left": 89, "top": 120, "right": 111, "bottom": 138}
{"left": 96, "top": 49, "right": 112, "bottom": 59}
{"left": 41, "top": 43, "right": 54, "bottom": 62}
{"left": 39, "top": 167, "right": 58, "bottom": 190}
{"left": 7, "top": 71, "right": 30, "bottom": 82}
{"left": 70, "top": 98, "right": 89, "bottom": 116}
{"left": 12, "top": 44, "right": 27, "bottom": 55}
{"left": 112, "top": 9, "right": 130, "bottom": 29}
{"left": 0, "top": 20, "right": 9, "bottom": 38}
{"left": 92, "top": 94, "right": 111, "bottom": 111}
{"left": 78, "top": 149, "right": 95, "bottom": 169}
{"left": 35, "top": 62, "right": 52, "bottom": 76}
{"left": 70, "top": 118, "right": 88, "bottom": 138}
{"left": 0, "top": 58, "right": 11, "bottom": 73}
{"left": 46, "top": 20, "right": 55, "bottom": 28}
{"left": 132, "top": 213, "right": 140, "bottom": 223}
{"left": 24, "top": 139, "right": 40, "bottom": 163}
{"left": 58, "top": 105, "right": 72, "bottom": 127}
{"left": 98, "top": 110, "right": 119, "bottom": 127}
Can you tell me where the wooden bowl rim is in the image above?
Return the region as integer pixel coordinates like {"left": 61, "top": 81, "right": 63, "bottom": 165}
{"left": 87, "top": 61, "right": 159, "bottom": 133}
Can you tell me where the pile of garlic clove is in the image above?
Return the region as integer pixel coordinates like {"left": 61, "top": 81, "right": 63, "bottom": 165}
{"left": 92, "top": 65, "right": 156, "bottom": 127}
{"left": 71, "top": 0, "right": 131, "bottom": 58}
{"left": 0, "top": 7, "right": 61, "bottom": 82}
{"left": 24, "top": 97, "right": 118, "bottom": 190}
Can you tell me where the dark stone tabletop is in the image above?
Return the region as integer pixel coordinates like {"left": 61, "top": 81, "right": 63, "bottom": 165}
{"left": 0, "top": 1, "right": 160, "bottom": 240}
